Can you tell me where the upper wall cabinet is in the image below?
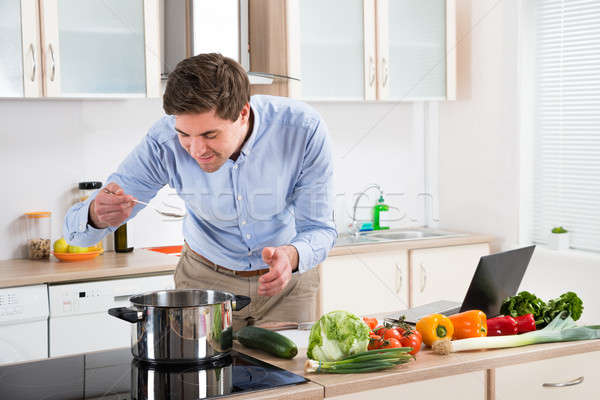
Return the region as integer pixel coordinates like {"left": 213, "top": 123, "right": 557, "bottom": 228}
{"left": 251, "top": 0, "right": 455, "bottom": 101}
{"left": 0, "top": 0, "right": 160, "bottom": 98}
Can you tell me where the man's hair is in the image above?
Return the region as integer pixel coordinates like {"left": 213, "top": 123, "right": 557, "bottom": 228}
{"left": 163, "top": 53, "right": 250, "bottom": 121}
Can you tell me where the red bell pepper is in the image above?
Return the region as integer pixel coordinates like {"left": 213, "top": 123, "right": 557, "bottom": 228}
{"left": 514, "top": 313, "right": 536, "bottom": 334}
{"left": 487, "top": 315, "right": 518, "bottom": 336}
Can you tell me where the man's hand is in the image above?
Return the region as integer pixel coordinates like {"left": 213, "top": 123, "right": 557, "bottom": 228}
{"left": 259, "top": 245, "right": 299, "bottom": 296}
{"left": 89, "top": 182, "right": 136, "bottom": 229}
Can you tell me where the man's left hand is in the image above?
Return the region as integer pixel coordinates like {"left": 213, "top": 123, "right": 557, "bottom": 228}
{"left": 259, "top": 245, "right": 299, "bottom": 296}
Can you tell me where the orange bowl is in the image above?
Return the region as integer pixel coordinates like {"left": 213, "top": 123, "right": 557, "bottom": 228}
{"left": 53, "top": 250, "right": 102, "bottom": 262}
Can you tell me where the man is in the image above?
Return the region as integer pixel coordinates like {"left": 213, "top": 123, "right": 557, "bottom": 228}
{"left": 64, "top": 53, "right": 337, "bottom": 329}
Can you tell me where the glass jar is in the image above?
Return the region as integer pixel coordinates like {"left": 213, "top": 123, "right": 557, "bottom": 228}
{"left": 24, "top": 211, "right": 51, "bottom": 259}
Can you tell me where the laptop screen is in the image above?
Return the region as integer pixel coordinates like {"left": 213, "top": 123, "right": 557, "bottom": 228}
{"left": 459, "top": 245, "right": 536, "bottom": 317}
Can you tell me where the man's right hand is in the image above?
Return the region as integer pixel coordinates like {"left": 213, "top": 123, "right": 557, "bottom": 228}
{"left": 89, "top": 182, "right": 136, "bottom": 229}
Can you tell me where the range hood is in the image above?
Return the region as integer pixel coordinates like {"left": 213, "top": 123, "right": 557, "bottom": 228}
{"left": 162, "top": 0, "right": 298, "bottom": 85}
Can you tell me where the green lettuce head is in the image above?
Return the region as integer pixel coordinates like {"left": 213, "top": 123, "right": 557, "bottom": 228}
{"left": 307, "top": 310, "right": 370, "bottom": 362}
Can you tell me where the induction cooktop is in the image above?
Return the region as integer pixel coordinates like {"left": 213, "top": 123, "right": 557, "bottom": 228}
{"left": 0, "top": 348, "right": 307, "bottom": 399}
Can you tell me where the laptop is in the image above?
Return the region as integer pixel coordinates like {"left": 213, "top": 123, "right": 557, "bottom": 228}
{"left": 400, "top": 245, "right": 536, "bottom": 324}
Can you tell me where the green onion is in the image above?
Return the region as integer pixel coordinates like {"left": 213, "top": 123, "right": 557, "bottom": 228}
{"left": 304, "top": 348, "right": 414, "bottom": 374}
{"left": 433, "top": 312, "right": 600, "bottom": 355}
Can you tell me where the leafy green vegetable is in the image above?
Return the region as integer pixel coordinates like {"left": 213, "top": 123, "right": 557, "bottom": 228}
{"left": 307, "top": 310, "right": 370, "bottom": 362}
{"left": 500, "top": 291, "right": 546, "bottom": 322}
{"left": 541, "top": 291, "right": 583, "bottom": 327}
{"left": 500, "top": 291, "right": 584, "bottom": 328}
{"left": 551, "top": 226, "right": 568, "bottom": 233}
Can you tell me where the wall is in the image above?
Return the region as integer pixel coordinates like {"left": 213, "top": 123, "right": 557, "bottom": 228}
{"left": 0, "top": 98, "right": 424, "bottom": 260}
{"left": 437, "top": 0, "right": 521, "bottom": 252}
{"left": 437, "top": 0, "right": 600, "bottom": 292}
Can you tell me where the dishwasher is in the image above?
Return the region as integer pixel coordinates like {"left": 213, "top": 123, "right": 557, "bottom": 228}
{"left": 48, "top": 274, "right": 174, "bottom": 357}
{"left": 0, "top": 284, "right": 49, "bottom": 365}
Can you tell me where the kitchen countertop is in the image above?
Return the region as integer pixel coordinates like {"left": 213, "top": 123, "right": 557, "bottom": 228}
{"left": 0, "top": 231, "right": 493, "bottom": 289}
{"left": 329, "top": 231, "right": 494, "bottom": 257}
{"left": 0, "top": 249, "right": 178, "bottom": 288}
{"left": 234, "top": 338, "right": 600, "bottom": 398}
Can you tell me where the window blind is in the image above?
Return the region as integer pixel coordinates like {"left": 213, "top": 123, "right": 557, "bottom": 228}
{"left": 533, "top": 0, "right": 600, "bottom": 251}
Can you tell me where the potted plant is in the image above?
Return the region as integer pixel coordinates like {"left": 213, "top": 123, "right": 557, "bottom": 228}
{"left": 548, "top": 226, "right": 569, "bottom": 250}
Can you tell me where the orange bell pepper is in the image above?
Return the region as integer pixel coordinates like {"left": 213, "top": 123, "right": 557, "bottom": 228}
{"left": 448, "top": 310, "right": 488, "bottom": 339}
{"left": 415, "top": 314, "right": 454, "bottom": 346}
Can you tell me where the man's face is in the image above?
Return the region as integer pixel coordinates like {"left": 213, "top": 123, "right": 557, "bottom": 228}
{"left": 175, "top": 104, "right": 251, "bottom": 173}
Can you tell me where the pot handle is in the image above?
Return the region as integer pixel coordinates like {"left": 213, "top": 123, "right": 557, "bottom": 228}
{"left": 108, "top": 307, "right": 143, "bottom": 323}
{"left": 232, "top": 295, "right": 251, "bottom": 311}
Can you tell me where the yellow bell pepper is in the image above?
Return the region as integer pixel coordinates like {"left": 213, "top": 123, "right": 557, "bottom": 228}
{"left": 415, "top": 314, "right": 454, "bottom": 346}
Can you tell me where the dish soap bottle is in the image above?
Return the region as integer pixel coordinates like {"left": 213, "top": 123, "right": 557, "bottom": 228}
{"left": 373, "top": 195, "right": 390, "bottom": 231}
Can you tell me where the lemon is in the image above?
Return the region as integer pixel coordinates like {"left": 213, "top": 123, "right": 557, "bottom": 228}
{"left": 68, "top": 245, "right": 89, "bottom": 253}
{"left": 53, "top": 238, "right": 69, "bottom": 253}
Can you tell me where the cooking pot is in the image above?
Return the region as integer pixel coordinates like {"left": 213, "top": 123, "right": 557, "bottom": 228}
{"left": 108, "top": 289, "right": 251, "bottom": 364}
{"left": 131, "top": 356, "right": 233, "bottom": 399}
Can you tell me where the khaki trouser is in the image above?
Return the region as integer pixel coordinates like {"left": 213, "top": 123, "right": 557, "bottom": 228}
{"left": 175, "top": 244, "right": 319, "bottom": 331}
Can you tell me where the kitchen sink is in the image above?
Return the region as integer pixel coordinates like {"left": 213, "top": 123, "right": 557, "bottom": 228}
{"left": 335, "top": 228, "right": 465, "bottom": 247}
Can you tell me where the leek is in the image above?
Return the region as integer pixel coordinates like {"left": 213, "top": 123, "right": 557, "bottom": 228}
{"left": 305, "top": 348, "right": 414, "bottom": 374}
{"left": 433, "top": 312, "right": 600, "bottom": 355}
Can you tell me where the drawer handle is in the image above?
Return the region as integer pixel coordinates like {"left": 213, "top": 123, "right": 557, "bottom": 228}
{"left": 420, "top": 263, "right": 427, "bottom": 293}
{"left": 543, "top": 376, "right": 584, "bottom": 388}
{"left": 395, "top": 263, "right": 403, "bottom": 294}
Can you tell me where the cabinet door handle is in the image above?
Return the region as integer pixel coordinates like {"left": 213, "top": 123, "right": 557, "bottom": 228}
{"left": 382, "top": 57, "right": 389, "bottom": 88}
{"left": 420, "top": 263, "right": 427, "bottom": 293}
{"left": 395, "top": 263, "right": 403, "bottom": 294}
{"left": 29, "top": 43, "right": 36, "bottom": 82}
{"left": 48, "top": 43, "right": 56, "bottom": 82}
{"left": 543, "top": 376, "right": 584, "bottom": 388}
{"left": 369, "top": 56, "right": 376, "bottom": 87}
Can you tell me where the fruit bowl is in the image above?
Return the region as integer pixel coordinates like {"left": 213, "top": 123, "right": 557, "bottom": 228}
{"left": 53, "top": 250, "right": 102, "bottom": 262}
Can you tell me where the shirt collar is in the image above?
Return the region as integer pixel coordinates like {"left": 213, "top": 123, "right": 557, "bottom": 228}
{"left": 240, "top": 101, "right": 260, "bottom": 157}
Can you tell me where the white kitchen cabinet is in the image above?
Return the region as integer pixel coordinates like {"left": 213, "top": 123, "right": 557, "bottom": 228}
{"left": 1, "top": 0, "right": 160, "bottom": 98}
{"left": 410, "top": 243, "right": 490, "bottom": 307}
{"left": 495, "top": 351, "right": 600, "bottom": 399}
{"left": 320, "top": 249, "right": 409, "bottom": 316}
{"left": 329, "top": 371, "right": 484, "bottom": 400}
{"left": 0, "top": 0, "right": 43, "bottom": 97}
{"left": 285, "top": 0, "right": 455, "bottom": 101}
{"left": 376, "top": 0, "right": 455, "bottom": 100}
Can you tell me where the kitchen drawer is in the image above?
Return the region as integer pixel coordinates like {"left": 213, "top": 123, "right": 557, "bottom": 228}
{"left": 495, "top": 351, "right": 600, "bottom": 399}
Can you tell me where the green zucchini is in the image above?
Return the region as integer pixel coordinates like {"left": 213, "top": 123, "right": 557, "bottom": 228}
{"left": 234, "top": 326, "right": 298, "bottom": 359}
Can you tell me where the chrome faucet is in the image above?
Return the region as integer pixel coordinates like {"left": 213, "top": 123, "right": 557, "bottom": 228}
{"left": 349, "top": 184, "right": 384, "bottom": 236}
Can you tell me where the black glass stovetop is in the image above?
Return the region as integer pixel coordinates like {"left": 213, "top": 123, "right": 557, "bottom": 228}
{"left": 0, "top": 349, "right": 307, "bottom": 399}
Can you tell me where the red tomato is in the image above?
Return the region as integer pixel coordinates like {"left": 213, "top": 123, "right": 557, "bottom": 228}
{"left": 381, "top": 338, "right": 402, "bottom": 349}
{"left": 368, "top": 334, "right": 383, "bottom": 350}
{"left": 382, "top": 328, "right": 403, "bottom": 342}
{"left": 373, "top": 326, "right": 386, "bottom": 337}
{"left": 400, "top": 330, "right": 423, "bottom": 355}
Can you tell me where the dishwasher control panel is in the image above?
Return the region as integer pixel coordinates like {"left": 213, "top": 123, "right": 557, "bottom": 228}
{"left": 48, "top": 274, "right": 174, "bottom": 317}
{"left": 0, "top": 284, "right": 48, "bottom": 322}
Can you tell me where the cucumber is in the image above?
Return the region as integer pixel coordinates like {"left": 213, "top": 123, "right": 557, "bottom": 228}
{"left": 234, "top": 326, "right": 298, "bottom": 359}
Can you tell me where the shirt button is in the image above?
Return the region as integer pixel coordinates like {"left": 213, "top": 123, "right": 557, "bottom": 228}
{"left": 237, "top": 195, "right": 243, "bottom": 201}
{"left": 241, "top": 220, "right": 247, "bottom": 225}
{"left": 246, "top": 233, "right": 251, "bottom": 239}
{"left": 233, "top": 165, "right": 238, "bottom": 170}
{"left": 248, "top": 250, "right": 252, "bottom": 256}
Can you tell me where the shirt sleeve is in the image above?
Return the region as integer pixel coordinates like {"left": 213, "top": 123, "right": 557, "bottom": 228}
{"left": 63, "top": 134, "right": 170, "bottom": 246}
{"left": 289, "top": 119, "right": 338, "bottom": 273}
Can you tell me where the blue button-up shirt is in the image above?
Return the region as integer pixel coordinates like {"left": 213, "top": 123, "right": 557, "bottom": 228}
{"left": 64, "top": 95, "right": 337, "bottom": 273}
